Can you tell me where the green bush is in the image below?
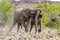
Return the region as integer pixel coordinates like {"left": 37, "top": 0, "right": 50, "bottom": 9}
{"left": 0, "top": 1, "right": 14, "bottom": 26}
{"left": 33, "top": 3, "right": 60, "bottom": 28}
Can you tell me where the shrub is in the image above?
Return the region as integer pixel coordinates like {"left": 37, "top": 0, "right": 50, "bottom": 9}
{"left": 33, "top": 3, "right": 60, "bottom": 28}
{"left": 0, "top": 1, "right": 14, "bottom": 26}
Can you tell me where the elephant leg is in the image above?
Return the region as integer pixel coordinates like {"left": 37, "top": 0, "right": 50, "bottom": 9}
{"left": 9, "top": 20, "right": 16, "bottom": 32}
{"left": 30, "top": 21, "right": 34, "bottom": 32}
{"left": 38, "top": 20, "right": 41, "bottom": 33}
{"left": 22, "top": 21, "right": 28, "bottom": 32}
{"left": 17, "top": 23, "right": 20, "bottom": 32}
{"left": 35, "top": 24, "right": 37, "bottom": 33}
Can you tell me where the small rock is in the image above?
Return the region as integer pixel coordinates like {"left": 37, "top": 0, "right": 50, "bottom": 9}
{"left": 9, "top": 39, "right": 12, "bottom": 40}
{"left": 34, "top": 35, "right": 36, "bottom": 38}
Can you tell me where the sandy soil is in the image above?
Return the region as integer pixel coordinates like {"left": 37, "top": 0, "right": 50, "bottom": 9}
{"left": 0, "top": 26, "right": 60, "bottom": 40}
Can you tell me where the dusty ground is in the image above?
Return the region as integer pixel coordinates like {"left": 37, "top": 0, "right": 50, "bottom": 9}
{"left": 0, "top": 25, "right": 60, "bottom": 40}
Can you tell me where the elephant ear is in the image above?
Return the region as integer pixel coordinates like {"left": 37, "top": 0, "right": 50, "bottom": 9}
{"left": 24, "top": 9, "right": 37, "bottom": 17}
{"left": 24, "top": 9, "right": 32, "bottom": 17}
{"left": 38, "top": 14, "right": 42, "bottom": 19}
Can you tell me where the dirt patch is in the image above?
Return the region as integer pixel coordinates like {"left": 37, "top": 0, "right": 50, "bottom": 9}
{"left": 0, "top": 26, "right": 60, "bottom": 40}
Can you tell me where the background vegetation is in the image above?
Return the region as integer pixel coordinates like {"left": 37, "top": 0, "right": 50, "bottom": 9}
{"left": 0, "top": 1, "right": 13, "bottom": 26}
{"left": 33, "top": 3, "right": 60, "bottom": 34}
